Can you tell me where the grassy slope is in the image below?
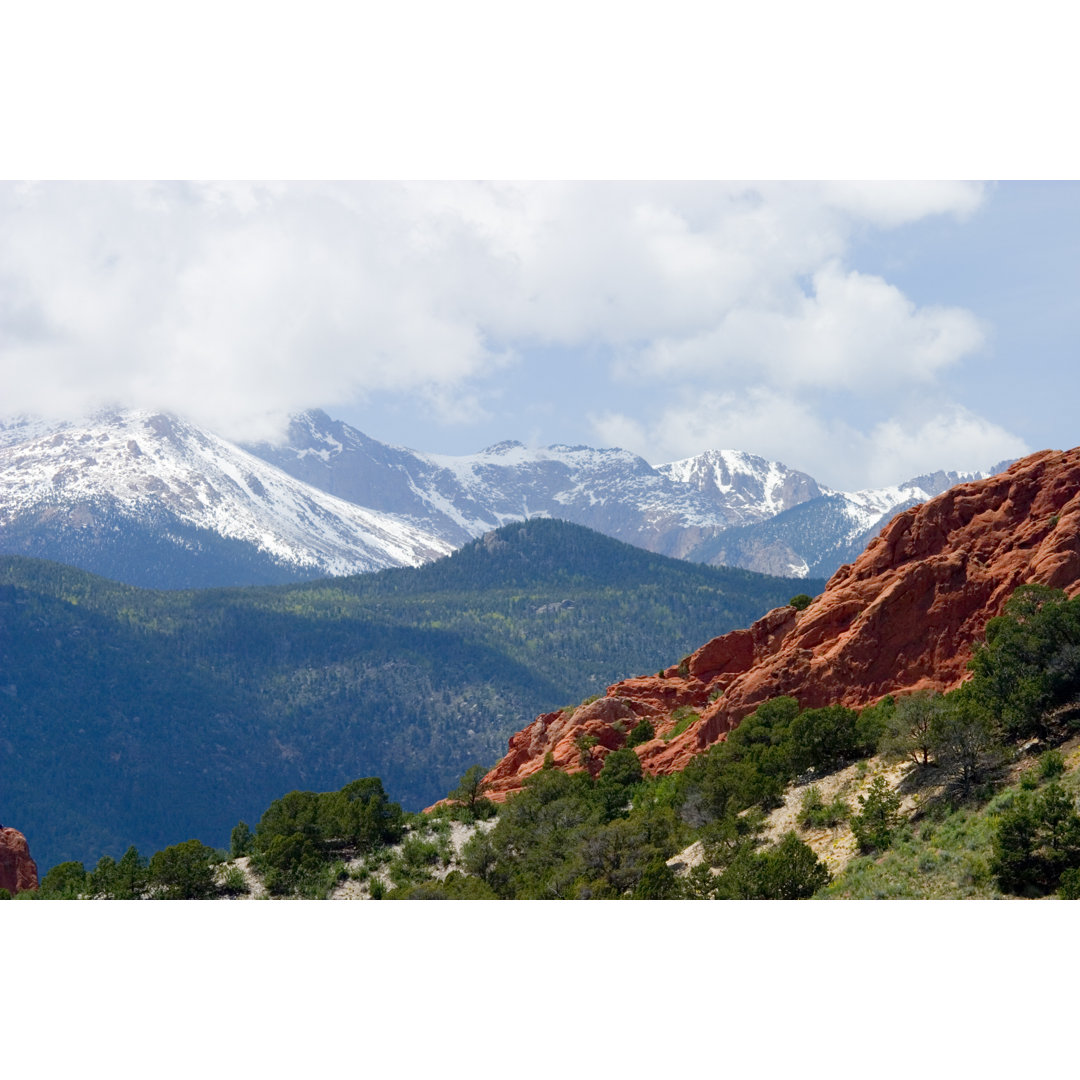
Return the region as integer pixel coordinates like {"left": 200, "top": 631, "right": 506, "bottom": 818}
{"left": 811, "top": 742, "right": 1080, "bottom": 899}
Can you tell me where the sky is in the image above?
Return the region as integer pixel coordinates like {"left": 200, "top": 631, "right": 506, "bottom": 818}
{"left": 2, "top": 179, "right": 1076, "bottom": 489}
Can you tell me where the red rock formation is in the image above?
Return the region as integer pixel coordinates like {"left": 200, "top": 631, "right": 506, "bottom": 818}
{"left": 481, "top": 448, "right": 1080, "bottom": 800}
{"left": 0, "top": 826, "right": 39, "bottom": 894}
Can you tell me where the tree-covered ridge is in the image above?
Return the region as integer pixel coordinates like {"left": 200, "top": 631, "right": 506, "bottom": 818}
{"left": 0, "top": 518, "right": 821, "bottom": 871}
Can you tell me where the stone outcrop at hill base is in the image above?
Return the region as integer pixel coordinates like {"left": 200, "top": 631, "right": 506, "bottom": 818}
{"left": 480, "top": 447, "right": 1080, "bottom": 800}
{"left": 0, "top": 826, "right": 39, "bottom": 894}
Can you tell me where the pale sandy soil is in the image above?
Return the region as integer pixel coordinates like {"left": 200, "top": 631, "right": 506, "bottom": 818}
{"left": 667, "top": 755, "right": 941, "bottom": 880}
{"left": 330, "top": 818, "right": 497, "bottom": 900}
{"left": 759, "top": 758, "right": 927, "bottom": 876}
{"left": 213, "top": 855, "right": 267, "bottom": 900}
{"left": 205, "top": 819, "right": 498, "bottom": 900}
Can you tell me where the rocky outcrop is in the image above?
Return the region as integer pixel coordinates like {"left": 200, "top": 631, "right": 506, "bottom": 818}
{"left": 481, "top": 447, "right": 1080, "bottom": 800}
{"left": 0, "top": 826, "right": 39, "bottom": 894}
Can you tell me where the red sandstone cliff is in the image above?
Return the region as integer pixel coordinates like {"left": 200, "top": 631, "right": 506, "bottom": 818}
{"left": 480, "top": 447, "right": 1080, "bottom": 800}
{"left": 0, "top": 826, "right": 39, "bottom": 894}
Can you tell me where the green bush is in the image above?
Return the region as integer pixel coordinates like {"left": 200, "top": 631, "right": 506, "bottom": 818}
{"left": 788, "top": 704, "right": 861, "bottom": 774}
{"left": 220, "top": 865, "right": 249, "bottom": 895}
{"left": 851, "top": 777, "right": 903, "bottom": 853}
{"left": 40, "top": 860, "right": 89, "bottom": 899}
{"left": 968, "top": 585, "right": 1080, "bottom": 739}
{"left": 1058, "top": 867, "right": 1080, "bottom": 899}
{"left": 575, "top": 733, "right": 599, "bottom": 766}
{"left": 460, "top": 830, "right": 497, "bottom": 880}
{"left": 696, "top": 832, "right": 830, "bottom": 899}
{"left": 148, "top": 839, "right": 217, "bottom": 899}
{"left": 881, "top": 692, "right": 938, "bottom": 765}
{"left": 788, "top": 594, "right": 813, "bottom": 611}
{"left": 230, "top": 821, "right": 253, "bottom": 858}
{"left": 633, "top": 858, "right": 680, "bottom": 899}
{"left": 448, "top": 765, "right": 495, "bottom": 821}
{"left": 597, "top": 747, "right": 644, "bottom": 819}
{"left": 250, "top": 777, "right": 406, "bottom": 894}
{"left": 991, "top": 783, "right": 1080, "bottom": 895}
{"left": 855, "top": 695, "right": 894, "bottom": 754}
{"left": 392, "top": 872, "right": 498, "bottom": 899}
{"left": 929, "top": 686, "right": 1003, "bottom": 790}
{"left": 1040, "top": 749, "right": 1066, "bottom": 780}
{"left": 401, "top": 835, "right": 440, "bottom": 872}
{"left": 664, "top": 706, "right": 699, "bottom": 741}
{"left": 797, "top": 786, "right": 849, "bottom": 829}
{"left": 625, "top": 718, "right": 656, "bottom": 748}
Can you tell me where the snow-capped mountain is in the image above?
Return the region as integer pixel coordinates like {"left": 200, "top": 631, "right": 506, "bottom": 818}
{"left": 247, "top": 410, "right": 1010, "bottom": 580}
{"left": 655, "top": 448, "right": 824, "bottom": 520}
{"left": 0, "top": 406, "right": 1014, "bottom": 588}
{"left": 0, "top": 410, "right": 452, "bottom": 587}
{"left": 245, "top": 411, "right": 823, "bottom": 562}
{"left": 693, "top": 466, "right": 1014, "bottom": 578}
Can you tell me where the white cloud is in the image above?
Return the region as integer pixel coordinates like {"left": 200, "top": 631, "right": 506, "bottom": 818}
{"left": 0, "top": 179, "right": 1006, "bottom": 476}
{"left": 592, "top": 389, "right": 848, "bottom": 479}
{"left": 591, "top": 394, "right": 1029, "bottom": 490}
{"left": 864, "top": 408, "right": 1029, "bottom": 487}
{"left": 815, "top": 180, "right": 986, "bottom": 227}
{"left": 0, "top": 181, "right": 506, "bottom": 440}
{"left": 632, "top": 262, "right": 986, "bottom": 392}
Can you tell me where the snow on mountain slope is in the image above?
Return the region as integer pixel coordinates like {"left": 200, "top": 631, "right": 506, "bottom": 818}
{"left": 1, "top": 404, "right": 1015, "bottom": 588}
{"left": 0, "top": 411, "right": 453, "bottom": 583}
{"left": 245, "top": 411, "right": 1015, "bottom": 580}
{"left": 246, "top": 412, "right": 825, "bottom": 562}
{"left": 692, "top": 464, "right": 1015, "bottom": 580}
{"left": 656, "top": 448, "right": 823, "bottom": 520}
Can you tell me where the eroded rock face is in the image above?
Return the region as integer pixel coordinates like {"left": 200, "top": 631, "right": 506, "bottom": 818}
{"left": 0, "top": 826, "right": 39, "bottom": 894}
{"left": 480, "top": 448, "right": 1080, "bottom": 800}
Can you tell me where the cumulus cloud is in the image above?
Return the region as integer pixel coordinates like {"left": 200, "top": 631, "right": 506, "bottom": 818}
{"left": 0, "top": 181, "right": 509, "bottom": 440}
{"left": 591, "top": 394, "right": 1029, "bottom": 491}
{"left": 630, "top": 261, "right": 986, "bottom": 391}
{"left": 0, "top": 179, "right": 1012, "bottom": 482}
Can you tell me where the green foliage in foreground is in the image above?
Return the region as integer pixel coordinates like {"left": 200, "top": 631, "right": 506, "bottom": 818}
{"left": 851, "top": 777, "right": 903, "bottom": 853}
{"left": 968, "top": 584, "right": 1080, "bottom": 739}
{"left": 251, "top": 777, "right": 404, "bottom": 896}
{"left": 826, "top": 753, "right": 1080, "bottom": 900}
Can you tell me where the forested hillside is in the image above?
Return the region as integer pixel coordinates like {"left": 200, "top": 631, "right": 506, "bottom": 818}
{"left": 0, "top": 518, "right": 820, "bottom": 871}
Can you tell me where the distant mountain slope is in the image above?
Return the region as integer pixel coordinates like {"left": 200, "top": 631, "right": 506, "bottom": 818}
{"left": 0, "top": 407, "right": 1013, "bottom": 587}
{"left": 244, "top": 410, "right": 825, "bottom": 561}
{"left": 249, "top": 410, "right": 1011, "bottom": 580}
{"left": 0, "top": 410, "right": 452, "bottom": 587}
{"left": 0, "top": 518, "right": 822, "bottom": 871}
{"left": 684, "top": 465, "right": 1015, "bottom": 578}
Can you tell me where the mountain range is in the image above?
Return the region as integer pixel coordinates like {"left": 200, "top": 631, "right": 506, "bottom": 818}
{"left": 0, "top": 407, "right": 1011, "bottom": 588}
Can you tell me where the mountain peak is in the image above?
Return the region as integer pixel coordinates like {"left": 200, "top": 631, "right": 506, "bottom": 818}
{"left": 480, "top": 439, "right": 526, "bottom": 455}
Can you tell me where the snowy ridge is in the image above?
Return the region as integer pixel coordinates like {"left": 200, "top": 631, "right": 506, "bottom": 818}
{"left": 0, "top": 405, "right": 1015, "bottom": 587}
{"left": 656, "top": 448, "right": 824, "bottom": 522}
{"left": 247, "top": 412, "right": 1014, "bottom": 582}
{"left": 0, "top": 410, "right": 453, "bottom": 578}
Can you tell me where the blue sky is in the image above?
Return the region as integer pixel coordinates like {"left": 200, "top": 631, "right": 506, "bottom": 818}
{"left": 1, "top": 180, "right": 1076, "bottom": 490}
